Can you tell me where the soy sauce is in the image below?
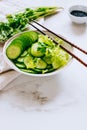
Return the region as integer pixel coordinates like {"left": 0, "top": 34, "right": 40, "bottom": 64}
{"left": 70, "top": 10, "right": 87, "bottom": 17}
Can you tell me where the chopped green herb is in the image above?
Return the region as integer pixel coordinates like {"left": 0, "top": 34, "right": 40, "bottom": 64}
{"left": 0, "top": 6, "right": 61, "bottom": 44}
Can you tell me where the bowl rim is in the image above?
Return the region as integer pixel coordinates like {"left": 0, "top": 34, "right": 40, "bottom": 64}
{"left": 69, "top": 5, "right": 87, "bottom": 15}
{"left": 3, "top": 30, "right": 73, "bottom": 77}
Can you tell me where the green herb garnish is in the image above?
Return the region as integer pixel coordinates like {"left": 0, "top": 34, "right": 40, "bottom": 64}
{"left": 0, "top": 6, "right": 62, "bottom": 44}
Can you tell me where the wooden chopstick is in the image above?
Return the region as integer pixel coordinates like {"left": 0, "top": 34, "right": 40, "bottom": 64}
{"left": 29, "top": 21, "right": 87, "bottom": 67}
{"left": 32, "top": 20, "right": 87, "bottom": 54}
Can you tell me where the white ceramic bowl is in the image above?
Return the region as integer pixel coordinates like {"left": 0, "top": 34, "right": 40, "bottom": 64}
{"left": 3, "top": 31, "right": 73, "bottom": 77}
{"left": 69, "top": 5, "right": 87, "bottom": 24}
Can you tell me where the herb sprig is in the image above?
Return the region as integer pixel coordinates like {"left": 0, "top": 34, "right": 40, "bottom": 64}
{"left": 0, "top": 7, "right": 62, "bottom": 44}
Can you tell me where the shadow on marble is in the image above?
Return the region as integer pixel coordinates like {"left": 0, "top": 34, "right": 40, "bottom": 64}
{"left": 0, "top": 74, "right": 76, "bottom": 112}
{"left": 71, "top": 22, "right": 87, "bottom": 35}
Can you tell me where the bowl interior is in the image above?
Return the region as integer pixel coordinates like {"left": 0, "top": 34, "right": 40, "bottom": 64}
{"left": 69, "top": 5, "right": 87, "bottom": 13}
{"left": 3, "top": 30, "right": 73, "bottom": 77}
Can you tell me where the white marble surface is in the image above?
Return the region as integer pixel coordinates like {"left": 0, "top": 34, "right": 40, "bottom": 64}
{"left": 0, "top": 0, "right": 87, "bottom": 130}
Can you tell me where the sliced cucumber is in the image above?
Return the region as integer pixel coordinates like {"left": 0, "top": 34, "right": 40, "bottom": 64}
{"left": 27, "top": 31, "right": 38, "bottom": 43}
{"left": 35, "top": 58, "right": 47, "bottom": 69}
{"left": 42, "top": 68, "right": 55, "bottom": 74}
{"left": 32, "top": 68, "right": 42, "bottom": 73}
{"left": 27, "top": 48, "right": 31, "bottom": 54}
{"left": 24, "top": 55, "right": 35, "bottom": 69}
{"left": 15, "top": 63, "right": 26, "bottom": 68}
{"left": 18, "top": 31, "right": 38, "bottom": 46}
{"left": 20, "top": 69, "right": 37, "bottom": 74}
{"left": 6, "top": 39, "right": 23, "bottom": 59}
{"left": 21, "top": 50, "right": 28, "bottom": 57}
{"left": 31, "top": 42, "right": 46, "bottom": 57}
{"left": 43, "top": 56, "right": 52, "bottom": 64}
{"left": 17, "top": 57, "right": 24, "bottom": 63}
{"left": 6, "top": 31, "right": 38, "bottom": 60}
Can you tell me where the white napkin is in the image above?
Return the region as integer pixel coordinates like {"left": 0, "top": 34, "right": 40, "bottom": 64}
{"left": 0, "top": 47, "right": 10, "bottom": 73}
{"left": 0, "top": 46, "right": 21, "bottom": 90}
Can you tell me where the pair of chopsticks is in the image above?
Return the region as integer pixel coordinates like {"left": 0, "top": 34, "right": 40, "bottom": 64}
{"left": 29, "top": 20, "right": 87, "bottom": 67}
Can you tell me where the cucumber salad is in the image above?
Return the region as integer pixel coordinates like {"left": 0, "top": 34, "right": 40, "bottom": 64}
{"left": 6, "top": 31, "right": 70, "bottom": 74}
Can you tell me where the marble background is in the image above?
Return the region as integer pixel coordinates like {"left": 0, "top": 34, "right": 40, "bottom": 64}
{"left": 0, "top": 0, "right": 87, "bottom": 130}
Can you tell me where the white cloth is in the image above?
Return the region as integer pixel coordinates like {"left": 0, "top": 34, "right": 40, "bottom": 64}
{"left": 0, "top": 47, "right": 10, "bottom": 73}
{"left": 0, "top": 46, "right": 20, "bottom": 90}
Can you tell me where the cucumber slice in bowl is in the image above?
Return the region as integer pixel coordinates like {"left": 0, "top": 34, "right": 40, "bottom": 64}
{"left": 31, "top": 42, "right": 46, "bottom": 57}
{"left": 6, "top": 39, "right": 24, "bottom": 60}
{"left": 3, "top": 30, "right": 73, "bottom": 77}
{"left": 6, "top": 31, "right": 38, "bottom": 60}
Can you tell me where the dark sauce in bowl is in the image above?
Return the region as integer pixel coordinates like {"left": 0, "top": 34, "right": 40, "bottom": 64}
{"left": 70, "top": 10, "right": 87, "bottom": 17}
